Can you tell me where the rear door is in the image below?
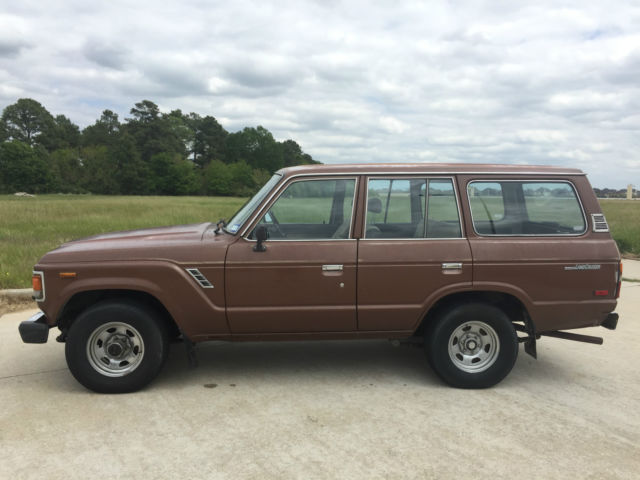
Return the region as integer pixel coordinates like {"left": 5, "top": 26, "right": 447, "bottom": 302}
{"left": 357, "top": 176, "right": 472, "bottom": 332}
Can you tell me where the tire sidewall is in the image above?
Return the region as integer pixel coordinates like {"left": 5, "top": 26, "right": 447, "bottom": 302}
{"left": 427, "top": 303, "right": 518, "bottom": 389}
{"left": 65, "top": 300, "right": 168, "bottom": 393}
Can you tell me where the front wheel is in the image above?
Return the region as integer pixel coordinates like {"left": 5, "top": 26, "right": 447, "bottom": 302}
{"left": 425, "top": 303, "right": 518, "bottom": 388}
{"left": 65, "top": 300, "right": 169, "bottom": 393}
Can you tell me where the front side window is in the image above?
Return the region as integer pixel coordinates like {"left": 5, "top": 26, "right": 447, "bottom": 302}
{"left": 468, "top": 181, "right": 586, "bottom": 235}
{"left": 252, "top": 178, "right": 356, "bottom": 240}
{"left": 365, "top": 177, "right": 462, "bottom": 239}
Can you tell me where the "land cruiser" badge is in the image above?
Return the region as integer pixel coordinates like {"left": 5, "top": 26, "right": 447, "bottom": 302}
{"left": 564, "top": 264, "right": 602, "bottom": 271}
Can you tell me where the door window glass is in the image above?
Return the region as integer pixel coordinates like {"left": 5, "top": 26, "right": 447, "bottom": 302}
{"left": 366, "top": 178, "right": 426, "bottom": 238}
{"left": 425, "top": 179, "right": 462, "bottom": 238}
{"left": 366, "top": 178, "right": 462, "bottom": 239}
{"left": 253, "top": 179, "right": 356, "bottom": 240}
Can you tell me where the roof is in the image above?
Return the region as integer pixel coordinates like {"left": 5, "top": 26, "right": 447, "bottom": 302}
{"left": 277, "top": 163, "right": 585, "bottom": 177}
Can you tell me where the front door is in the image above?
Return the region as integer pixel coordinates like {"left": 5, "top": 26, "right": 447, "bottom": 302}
{"left": 226, "top": 177, "right": 358, "bottom": 334}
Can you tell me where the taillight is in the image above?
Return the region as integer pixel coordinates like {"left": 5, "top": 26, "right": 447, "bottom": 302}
{"left": 32, "top": 271, "right": 44, "bottom": 301}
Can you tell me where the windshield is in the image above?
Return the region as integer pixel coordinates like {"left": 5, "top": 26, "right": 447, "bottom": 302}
{"left": 225, "top": 173, "right": 283, "bottom": 234}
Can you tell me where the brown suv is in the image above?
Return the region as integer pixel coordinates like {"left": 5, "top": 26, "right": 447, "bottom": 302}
{"left": 19, "top": 164, "right": 621, "bottom": 393}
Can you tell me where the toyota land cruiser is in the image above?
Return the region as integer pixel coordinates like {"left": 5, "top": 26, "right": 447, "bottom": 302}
{"left": 19, "top": 164, "right": 621, "bottom": 392}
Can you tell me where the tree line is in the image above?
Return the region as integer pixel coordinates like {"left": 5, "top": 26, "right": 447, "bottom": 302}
{"left": 593, "top": 188, "right": 638, "bottom": 199}
{"left": 0, "top": 98, "right": 319, "bottom": 196}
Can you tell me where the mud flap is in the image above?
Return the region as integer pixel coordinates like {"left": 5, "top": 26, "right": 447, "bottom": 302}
{"left": 514, "top": 311, "right": 537, "bottom": 359}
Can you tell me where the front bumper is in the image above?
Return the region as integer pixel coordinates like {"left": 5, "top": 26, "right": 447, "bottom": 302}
{"left": 19, "top": 312, "right": 51, "bottom": 343}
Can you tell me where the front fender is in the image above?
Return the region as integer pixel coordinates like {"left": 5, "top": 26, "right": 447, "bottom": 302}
{"left": 37, "top": 260, "right": 228, "bottom": 339}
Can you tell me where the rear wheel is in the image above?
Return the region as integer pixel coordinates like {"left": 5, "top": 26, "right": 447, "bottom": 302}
{"left": 65, "top": 300, "right": 169, "bottom": 393}
{"left": 426, "top": 303, "right": 518, "bottom": 388}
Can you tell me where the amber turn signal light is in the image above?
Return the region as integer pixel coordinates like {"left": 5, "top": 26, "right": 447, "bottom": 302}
{"left": 59, "top": 272, "right": 77, "bottom": 279}
{"left": 32, "top": 273, "right": 44, "bottom": 300}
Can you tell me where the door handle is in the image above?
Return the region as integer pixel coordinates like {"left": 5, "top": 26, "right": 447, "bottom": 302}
{"left": 322, "top": 264, "right": 343, "bottom": 271}
{"left": 442, "top": 263, "right": 463, "bottom": 270}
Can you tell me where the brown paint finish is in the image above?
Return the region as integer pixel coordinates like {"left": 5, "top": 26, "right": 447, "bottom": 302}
{"left": 357, "top": 239, "right": 472, "bottom": 330}
{"left": 457, "top": 174, "right": 619, "bottom": 332}
{"left": 226, "top": 238, "right": 357, "bottom": 333}
{"left": 38, "top": 261, "right": 229, "bottom": 339}
{"left": 31, "top": 163, "right": 619, "bottom": 345}
{"left": 37, "top": 223, "right": 234, "bottom": 338}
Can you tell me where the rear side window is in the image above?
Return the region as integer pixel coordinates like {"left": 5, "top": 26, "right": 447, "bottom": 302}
{"left": 425, "top": 179, "right": 462, "bottom": 238}
{"left": 468, "top": 181, "right": 586, "bottom": 236}
{"left": 366, "top": 179, "right": 426, "bottom": 238}
{"left": 366, "top": 178, "right": 462, "bottom": 239}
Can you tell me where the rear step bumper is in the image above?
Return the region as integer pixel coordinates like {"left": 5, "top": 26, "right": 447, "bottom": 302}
{"left": 539, "top": 313, "right": 619, "bottom": 345}
{"left": 541, "top": 330, "right": 603, "bottom": 344}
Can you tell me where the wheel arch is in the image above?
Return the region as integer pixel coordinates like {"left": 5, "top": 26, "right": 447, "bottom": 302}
{"left": 414, "top": 290, "right": 534, "bottom": 338}
{"left": 57, "top": 289, "right": 180, "bottom": 340}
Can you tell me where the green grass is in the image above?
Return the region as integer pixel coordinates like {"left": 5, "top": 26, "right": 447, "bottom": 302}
{"left": 1, "top": 195, "right": 638, "bottom": 289}
{"left": 0, "top": 195, "right": 246, "bottom": 289}
{"left": 599, "top": 200, "right": 640, "bottom": 257}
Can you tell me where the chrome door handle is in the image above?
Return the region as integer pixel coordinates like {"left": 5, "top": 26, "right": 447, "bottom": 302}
{"left": 322, "top": 264, "right": 343, "bottom": 271}
{"left": 442, "top": 263, "right": 463, "bottom": 270}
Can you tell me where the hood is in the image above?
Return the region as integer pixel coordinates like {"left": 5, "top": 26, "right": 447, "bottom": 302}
{"left": 69, "top": 223, "right": 209, "bottom": 244}
{"left": 39, "top": 223, "right": 234, "bottom": 264}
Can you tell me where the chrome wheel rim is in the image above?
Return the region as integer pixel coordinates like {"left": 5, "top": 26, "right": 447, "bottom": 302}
{"left": 448, "top": 321, "right": 500, "bottom": 373}
{"left": 86, "top": 322, "right": 145, "bottom": 377}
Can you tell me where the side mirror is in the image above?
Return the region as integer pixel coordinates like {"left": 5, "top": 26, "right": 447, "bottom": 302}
{"left": 213, "top": 219, "right": 226, "bottom": 235}
{"left": 253, "top": 226, "right": 268, "bottom": 252}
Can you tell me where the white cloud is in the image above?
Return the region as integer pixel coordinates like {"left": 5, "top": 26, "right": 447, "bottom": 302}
{"left": 516, "top": 130, "right": 568, "bottom": 143}
{"left": 0, "top": 0, "right": 639, "bottom": 187}
{"left": 379, "top": 116, "right": 407, "bottom": 134}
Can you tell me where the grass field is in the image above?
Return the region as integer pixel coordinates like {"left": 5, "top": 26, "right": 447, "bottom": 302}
{"left": 0, "top": 195, "right": 638, "bottom": 289}
{"left": 0, "top": 195, "right": 246, "bottom": 289}
{"left": 599, "top": 199, "right": 640, "bottom": 257}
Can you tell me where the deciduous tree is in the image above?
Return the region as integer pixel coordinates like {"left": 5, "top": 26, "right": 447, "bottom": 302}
{"left": 0, "top": 141, "right": 52, "bottom": 193}
{"left": 1, "top": 98, "right": 55, "bottom": 147}
{"left": 82, "top": 110, "right": 120, "bottom": 146}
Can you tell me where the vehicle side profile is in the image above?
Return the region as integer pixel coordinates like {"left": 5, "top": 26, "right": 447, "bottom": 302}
{"left": 19, "top": 164, "right": 621, "bottom": 392}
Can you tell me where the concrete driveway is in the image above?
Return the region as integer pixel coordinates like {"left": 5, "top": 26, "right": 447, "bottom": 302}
{"left": 1, "top": 284, "right": 639, "bottom": 479}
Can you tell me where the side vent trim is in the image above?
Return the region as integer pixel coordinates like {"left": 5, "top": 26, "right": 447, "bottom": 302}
{"left": 591, "top": 214, "right": 609, "bottom": 233}
{"left": 186, "top": 268, "right": 214, "bottom": 288}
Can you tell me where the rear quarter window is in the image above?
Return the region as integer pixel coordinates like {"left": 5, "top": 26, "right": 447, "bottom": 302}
{"left": 468, "top": 180, "right": 586, "bottom": 236}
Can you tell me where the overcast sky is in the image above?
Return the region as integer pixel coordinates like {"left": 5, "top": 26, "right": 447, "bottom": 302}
{"left": 1, "top": 1, "right": 639, "bottom": 187}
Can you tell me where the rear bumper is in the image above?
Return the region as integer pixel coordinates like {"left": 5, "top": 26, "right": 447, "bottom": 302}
{"left": 602, "top": 313, "right": 619, "bottom": 330}
{"left": 19, "top": 312, "right": 51, "bottom": 343}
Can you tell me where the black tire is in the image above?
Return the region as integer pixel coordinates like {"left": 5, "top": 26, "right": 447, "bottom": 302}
{"left": 65, "top": 299, "right": 169, "bottom": 393}
{"left": 425, "top": 303, "right": 518, "bottom": 388}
